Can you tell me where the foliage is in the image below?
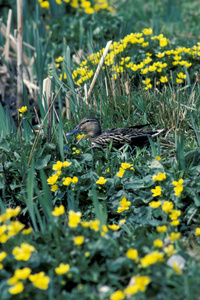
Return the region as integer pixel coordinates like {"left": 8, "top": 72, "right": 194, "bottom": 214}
{"left": 0, "top": 0, "right": 200, "bottom": 299}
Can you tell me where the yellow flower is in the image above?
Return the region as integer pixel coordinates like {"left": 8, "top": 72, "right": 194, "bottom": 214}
{"left": 159, "top": 38, "right": 168, "bottom": 47}
{"left": 55, "top": 263, "right": 70, "bottom": 274}
{"left": 169, "top": 232, "right": 181, "bottom": 242}
{"left": 151, "top": 186, "right": 162, "bottom": 197}
{"left": 55, "top": 56, "right": 63, "bottom": 63}
{"left": 170, "top": 220, "right": 180, "bottom": 226}
{"left": 119, "top": 219, "right": 126, "bottom": 225}
{"left": 117, "top": 167, "right": 125, "bottom": 178}
{"left": 81, "top": 221, "right": 90, "bottom": 227}
{"left": 105, "top": 167, "right": 110, "bottom": 173}
{"left": 71, "top": 176, "right": 78, "bottom": 184}
{"left": 119, "top": 196, "right": 131, "bottom": 209}
{"left": 126, "top": 248, "right": 138, "bottom": 260}
{"left": 74, "top": 236, "right": 84, "bottom": 245}
{"left": 40, "top": 1, "right": 50, "bottom": 9}
{"left": 117, "top": 207, "right": 126, "bottom": 213}
{"left": 124, "top": 276, "right": 151, "bottom": 295}
{"left": 169, "top": 210, "right": 181, "bottom": 220}
{"left": 172, "top": 179, "right": 184, "bottom": 197}
{"left": 14, "top": 267, "right": 31, "bottom": 280}
{"left": 29, "top": 272, "right": 50, "bottom": 290}
{"left": 0, "top": 251, "right": 7, "bottom": 262}
{"left": 149, "top": 200, "right": 161, "bottom": 208}
{"left": 160, "top": 76, "right": 168, "bottom": 83}
{"left": 152, "top": 172, "right": 166, "bottom": 181}
{"left": 12, "top": 243, "right": 35, "bottom": 261}
{"left": 153, "top": 239, "right": 163, "bottom": 248}
{"left": 85, "top": 7, "right": 94, "bottom": 14}
{"left": 47, "top": 174, "right": 58, "bottom": 185}
{"left": 174, "top": 185, "right": 183, "bottom": 197}
{"left": 9, "top": 282, "right": 24, "bottom": 294}
{"left": 172, "top": 179, "right": 184, "bottom": 186}
{"left": 90, "top": 220, "right": 100, "bottom": 231}
{"left": 176, "top": 78, "right": 183, "bottom": 84}
{"left": 156, "top": 225, "right": 167, "bottom": 233}
{"left": 62, "top": 161, "right": 72, "bottom": 167}
{"left": 164, "top": 244, "right": 176, "bottom": 256}
{"left": 177, "top": 72, "right": 186, "bottom": 79}
{"left": 22, "top": 227, "right": 32, "bottom": 235}
{"left": 6, "top": 206, "right": 21, "bottom": 218}
{"left": 110, "top": 290, "right": 125, "bottom": 300}
{"left": 68, "top": 210, "right": 82, "bottom": 228}
{"left": 63, "top": 177, "right": 72, "bottom": 186}
{"left": 56, "top": 0, "right": 62, "bottom": 4}
{"left": 121, "top": 162, "right": 134, "bottom": 170}
{"left": 18, "top": 106, "right": 27, "bottom": 113}
{"left": 162, "top": 201, "right": 173, "bottom": 214}
{"left": 142, "top": 28, "right": 152, "bottom": 35}
{"left": 52, "top": 205, "right": 65, "bottom": 216}
{"left": 140, "top": 251, "right": 164, "bottom": 268}
{"left": 52, "top": 161, "right": 63, "bottom": 171}
{"left": 108, "top": 224, "right": 120, "bottom": 231}
{"left": 155, "top": 156, "right": 162, "bottom": 161}
{"left": 51, "top": 184, "right": 58, "bottom": 192}
{"left": 156, "top": 52, "right": 165, "bottom": 58}
{"left": 142, "top": 78, "right": 151, "bottom": 85}
{"left": 195, "top": 228, "right": 200, "bottom": 236}
{"left": 96, "top": 177, "right": 107, "bottom": 185}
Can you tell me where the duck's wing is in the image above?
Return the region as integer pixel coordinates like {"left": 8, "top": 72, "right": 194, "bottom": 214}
{"left": 92, "top": 128, "right": 164, "bottom": 149}
{"left": 91, "top": 132, "right": 132, "bottom": 149}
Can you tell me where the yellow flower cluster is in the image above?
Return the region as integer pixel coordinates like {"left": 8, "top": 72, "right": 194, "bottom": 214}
{"left": 140, "top": 251, "right": 164, "bottom": 268}
{"left": 38, "top": 0, "right": 114, "bottom": 14}
{"left": 172, "top": 179, "right": 184, "bottom": 197}
{"left": 117, "top": 195, "right": 131, "bottom": 213}
{"left": 29, "top": 272, "right": 50, "bottom": 290}
{"left": 152, "top": 172, "right": 166, "bottom": 181}
{"left": 117, "top": 162, "right": 134, "bottom": 178}
{"left": 12, "top": 243, "right": 35, "bottom": 261}
{"left": 110, "top": 275, "right": 151, "bottom": 299}
{"left": 68, "top": 210, "right": 82, "bottom": 227}
{"left": 47, "top": 160, "right": 78, "bottom": 192}
{"left": 81, "top": 219, "right": 100, "bottom": 231}
{"left": 18, "top": 106, "right": 27, "bottom": 114}
{"left": 68, "top": 28, "right": 200, "bottom": 89}
{"left": 0, "top": 207, "right": 32, "bottom": 244}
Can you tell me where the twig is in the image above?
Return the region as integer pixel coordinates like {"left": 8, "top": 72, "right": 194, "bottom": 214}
{"left": 86, "top": 40, "right": 112, "bottom": 102}
{"left": 17, "top": 0, "right": 23, "bottom": 109}
{"left": 4, "top": 9, "right": 12, "bottom": 62}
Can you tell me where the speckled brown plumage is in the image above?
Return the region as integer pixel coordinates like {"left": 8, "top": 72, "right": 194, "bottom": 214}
{"left": 66, "top": 116, "right": 164, "bottom": 150}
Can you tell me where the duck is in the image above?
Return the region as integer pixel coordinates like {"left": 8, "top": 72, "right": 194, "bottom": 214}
{"left": 66, "top": 116, "right": 164, "bottom": 150}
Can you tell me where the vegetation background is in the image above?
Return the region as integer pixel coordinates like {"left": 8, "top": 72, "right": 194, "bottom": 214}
{"left": 0, "top": 0, "right": 200, "bottom": 299}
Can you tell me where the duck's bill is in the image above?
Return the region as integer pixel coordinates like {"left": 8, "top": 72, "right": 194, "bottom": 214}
{"left": 66, "top": 126, "right": 80, "bottom": 136}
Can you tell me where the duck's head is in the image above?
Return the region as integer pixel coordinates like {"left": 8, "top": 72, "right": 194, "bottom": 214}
{"left": 66, "top": 117, "right": 101, "bottom": 138}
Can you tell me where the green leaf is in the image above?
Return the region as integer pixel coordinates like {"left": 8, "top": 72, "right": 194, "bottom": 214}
{"left": 35, "top": 155, "right": 51, "bottom": 170}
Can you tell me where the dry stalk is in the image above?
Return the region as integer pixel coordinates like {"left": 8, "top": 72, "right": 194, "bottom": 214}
{"left": 17, "top": 0, "right": 23, "bottom": 109}
{"left": 85, "top": 40, "right": 112, "bottom": 106}
{"left": 4, "top": 9, "right": 12, "bottom": 62}
{"left": 65, "top": 94, "right": 71, "bottom": 119}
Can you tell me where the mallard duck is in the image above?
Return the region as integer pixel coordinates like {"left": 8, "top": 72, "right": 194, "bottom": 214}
{"left": 66, "top": 116, "right": 164, "bottom": 150}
